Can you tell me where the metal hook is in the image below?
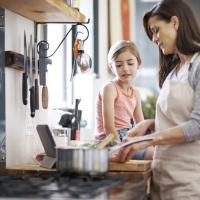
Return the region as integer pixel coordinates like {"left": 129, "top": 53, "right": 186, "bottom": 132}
{"left": 76, "top": 23, "right": 89, "bottom": 42}
{"left": 37, "top": 40, "right": 49, "bottom": 54}
{"left": 37, "top": 21, "right": 90, "bottom": 58}
{"left": 74, "top": 31, "right": 84, "bottom": 40}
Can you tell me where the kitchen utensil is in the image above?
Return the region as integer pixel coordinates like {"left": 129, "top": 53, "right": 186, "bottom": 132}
{"left": 71, "top": 98, "right": 81, "bottom": 140}
{"left": 0, "top": 8, "right": 5, "bottom": 168}
{"left": 52, "top": 127, "right": 71, "bottom": 146}
{"left": 56, "top": 136, "right": 154, "bottom": 175}
{"left": 38, "top": 41, "right": 52, "bottom": 109}
{"left": 28, "top": 35, "right": 35, "bottom": 117}
{"left": 22, "top": 31, "right": 28, "bottom": 105}
{"left": 42, "top": 84, "right": 48, "bottom": 109}
{"left": 34, "top": 42, "right": 39, "bottom": 110}
{"left": 59, "top": 113, "right": 73, "bottom": 128}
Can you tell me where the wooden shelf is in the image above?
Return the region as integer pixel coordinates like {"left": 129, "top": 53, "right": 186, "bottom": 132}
{"left": 0, "top": 0, "right": 86, "bottom": 23}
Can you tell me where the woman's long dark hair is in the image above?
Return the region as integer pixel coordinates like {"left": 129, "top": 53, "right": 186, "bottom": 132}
{"left": 143, "top": 0, "right": 200, "bottom": 87}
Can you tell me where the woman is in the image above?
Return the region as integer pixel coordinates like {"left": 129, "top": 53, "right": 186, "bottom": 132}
{"left": 117, "top": 0, "right": 200, "bottom": 199}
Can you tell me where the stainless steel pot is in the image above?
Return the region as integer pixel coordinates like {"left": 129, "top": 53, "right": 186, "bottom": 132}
{"left": 56, "top": 136, "right": 153, "bottom": 175}
{"left": 56, "top": 147, "right": 108, "bottom": 175}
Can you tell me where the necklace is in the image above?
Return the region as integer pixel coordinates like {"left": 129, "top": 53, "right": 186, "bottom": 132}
{"left": 116, "top": 81, "right": 133, "bottom": 97}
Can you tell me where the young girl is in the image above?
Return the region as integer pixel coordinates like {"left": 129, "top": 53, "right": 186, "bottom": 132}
{"left": 96, "top": 40, "right": 153, "bottom": 160}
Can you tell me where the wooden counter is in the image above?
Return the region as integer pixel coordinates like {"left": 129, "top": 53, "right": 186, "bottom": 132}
{"left": 1, "top": 160, "right": 152, "bottom": 177}
{"left": 0, "top": 163, "right": 56, "bottom": 175}
{"left": 0, "top": 163, "right": 151, "bottom": 178}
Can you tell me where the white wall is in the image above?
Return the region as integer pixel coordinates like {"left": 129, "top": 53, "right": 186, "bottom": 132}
{"left": 5, "top": 10, "right": 53, "bottom": 167}
{"left": 92, "top": 0, "right": 112, "bottom": 132}
{"left": 73, "top": 0, "right": 112, "bottom": 136}
{"left": 4, "top": 0, "right": 115, "bottom": 167}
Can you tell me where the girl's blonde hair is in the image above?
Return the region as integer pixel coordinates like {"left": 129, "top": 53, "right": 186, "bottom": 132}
{"left": 108, "top": 40, "right": 141, "bottom": 69}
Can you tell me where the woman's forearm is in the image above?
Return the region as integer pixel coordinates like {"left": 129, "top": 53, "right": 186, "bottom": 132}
{"left": 150, "top": 125, "right": 186, "bottom": 146}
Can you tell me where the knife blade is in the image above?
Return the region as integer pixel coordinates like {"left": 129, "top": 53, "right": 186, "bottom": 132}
{"left": 22, "top": 30, "right": 28, "bottom": 105}
{"left": 34, "top": 42, "right": 39, "bottom": 110}
{"left": 28, "top": 35, "right": 35, "bottom": 117}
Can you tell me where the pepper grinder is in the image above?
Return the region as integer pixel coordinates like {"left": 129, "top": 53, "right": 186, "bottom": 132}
{"left": 71, "top": 98, "right": 81, "bottom": 140}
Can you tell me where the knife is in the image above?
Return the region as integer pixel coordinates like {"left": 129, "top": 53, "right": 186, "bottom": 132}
{"left": 22, "top": 31, "right": 28, "bottom": 105}
{"left": 28, "top": 35, "right": 35, "bottom": 117}
{"left": 34, "top": 42, "right": 39, "bottom": 110}
{"left": 38, "top": 41, "right": 50, "bottom": 109}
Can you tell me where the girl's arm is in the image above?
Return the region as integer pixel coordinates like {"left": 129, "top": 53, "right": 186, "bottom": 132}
{"left": 133, "top": 88, "right": 144, "bottom": 123}
{"left": 102, "top": 84, "right": 120, "bottom": 141}
{"left": 126, "top": 88, "right": 154, "bottom": 137}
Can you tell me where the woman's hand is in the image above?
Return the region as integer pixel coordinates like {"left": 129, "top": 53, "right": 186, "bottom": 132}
{"left": 117, "top": 140, "right": 152, "bottom": 162}
{"left": 109, "top": 153, "right": 121, "bottom": 162}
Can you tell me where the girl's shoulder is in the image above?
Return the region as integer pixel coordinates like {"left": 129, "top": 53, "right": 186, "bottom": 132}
{"left": 100, "top": 80, "right": 118, "bottom": 97}
{"left": 131, "top": 85, "right": 141, "bottom": 99}
{"left": 102, "top": 80, "right": 117, "bottom": 89}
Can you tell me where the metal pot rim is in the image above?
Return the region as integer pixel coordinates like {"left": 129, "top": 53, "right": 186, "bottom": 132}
{"left": 56, "top": 147, "right": 108, "bottom": 151}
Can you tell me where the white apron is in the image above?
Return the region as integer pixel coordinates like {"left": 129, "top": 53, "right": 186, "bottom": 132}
{"left": 151, "top": 77, "right": 200, "bottom": 200}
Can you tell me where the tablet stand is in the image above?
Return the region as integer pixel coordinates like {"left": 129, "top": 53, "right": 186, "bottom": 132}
{"left": 40, "top": 155, "right": 56, "bottom": 169}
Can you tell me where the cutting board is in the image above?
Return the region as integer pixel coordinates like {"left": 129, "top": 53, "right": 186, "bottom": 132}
{"left": 109, "top": 160, "right": 151, "bottom": 172}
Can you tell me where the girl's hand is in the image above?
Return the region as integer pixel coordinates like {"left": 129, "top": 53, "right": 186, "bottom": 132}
{"left": 126, "top": 119, "right": 154, "bottom": 138}
{"left": 125, "top": 122, "right": 147, "bottom": 138}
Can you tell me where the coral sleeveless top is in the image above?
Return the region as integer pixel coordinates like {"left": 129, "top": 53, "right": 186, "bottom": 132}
{"left": 96, "top": 80, "right": 137, "bottom": 133}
